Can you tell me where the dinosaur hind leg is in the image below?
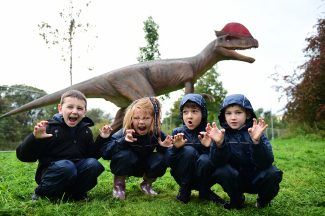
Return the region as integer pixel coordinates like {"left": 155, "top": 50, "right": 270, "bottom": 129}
{"left": 110, "top": 108, "right": 126, "bottom": 134}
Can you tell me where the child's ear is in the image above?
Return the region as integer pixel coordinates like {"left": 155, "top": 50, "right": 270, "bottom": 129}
{"left": 58, "top": 104, "right": 62, "bottom": 114}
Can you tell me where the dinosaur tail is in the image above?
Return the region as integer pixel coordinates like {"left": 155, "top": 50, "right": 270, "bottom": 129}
{"left": 0, "top": 87, "right": 73, "bottom": 119}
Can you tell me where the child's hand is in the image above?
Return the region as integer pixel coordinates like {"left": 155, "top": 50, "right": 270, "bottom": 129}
{"left": 99, "top": 124, "right": 113, "bottom": 138}
{"left": 172, "top": 133, "right": 187, "bottom": 148}
{"left": 125, "top": 129, "right": 137, "bottom": 142}
{"left": 248, "top": 118, "right": 268, "bottom": 144}
{"left": 158, "top": 135, "right": 173, "bottom": 148}
{"left": 198, "top": 131, "right": 212, "bottom": 147}
{"left": 206, "top": 122, "right": 225, "bottom": 148}
{"left": 33, "top": 120, "right": 53, "bottom": 139}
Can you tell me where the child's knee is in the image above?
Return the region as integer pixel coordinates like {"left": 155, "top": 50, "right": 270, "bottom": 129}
{"left": 52, "top": 160, "right": 77, "bottom": 178}
{"left": 83, "top": 158, "right": 105, "bottom": 174}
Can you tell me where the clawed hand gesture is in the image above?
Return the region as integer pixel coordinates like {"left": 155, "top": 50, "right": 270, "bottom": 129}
{"left": 248, "top": 118, "right": 268, "bottom": 144}
{"left": 198, "top": 131, "right": 212, "bottom": 147}
{"left": 33, "top": 121, "right": 53, "bottom": 139}
{"left": 125, "top": 129, "right": 137, "bottom": 142}
{"left": 172, "top": 133, "right": 187, "bottom": 148}
{"left": 158, "top": 135, "right": 173, "bottom": 148}
{"left": 99, "top": 124, "right": 113, "bottom": 138}
{"left": 206, "top": 122, "right": 225, "bottom": 148}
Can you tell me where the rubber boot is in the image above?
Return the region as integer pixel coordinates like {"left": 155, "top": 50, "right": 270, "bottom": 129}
{"left": 176, "top": 183, "right": 191, "bottom": 204}
{"left": 113, "top": 175, "right": 126, "bottom": 200}
{"left": 140, "top": 175, "right": 158, "bottom": 195}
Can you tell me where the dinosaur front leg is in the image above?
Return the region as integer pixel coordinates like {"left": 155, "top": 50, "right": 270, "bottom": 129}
{"left": 184, "top": 81, "right": 194, "bottom": 94}
{"left": 110, "top": 108, "right": 126, "bottom": 133}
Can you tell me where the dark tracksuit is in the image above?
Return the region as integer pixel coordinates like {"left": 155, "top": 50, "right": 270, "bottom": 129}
{"left": 16, "top": 114, "right": 107, "bottom": 198}
{"left": 167, "top": 94, "right": 212, "bottom": 190}
{"left": 209, "top": 94, "right": 283, "bottom": 203}
{"left": 102, "top": 129, "right": 169, "bottom": 178}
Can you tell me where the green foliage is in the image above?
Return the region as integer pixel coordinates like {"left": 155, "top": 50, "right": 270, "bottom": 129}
{"left": 163, "top": 66, "right": 227, "bottom": 131}
{"left": 86, "top": 108, "right": 112, "bottom": 124}
{"left": 137, "top": 16, "right": 161, "bottom": 63}
{"left": 280, "top": 122, "right": 325, "bottom": 139}
{"left": 273, "top": 18, "right": 325, "bottom": 130}
{"left": 1, "top": 137, "right": 324, "bottom": 215}
{"left": 162, "top": 98, "right": 182, "bottom": 134}
{"left": 0, "top": 85, "right": 56, "bottom": 149}
{"left": 194, "top": 66, "right": 227, "bottom": 123}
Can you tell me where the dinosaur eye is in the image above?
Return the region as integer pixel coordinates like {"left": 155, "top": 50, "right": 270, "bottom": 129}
{"left": 225, "top": 35, "right": 237, "bottom": 41}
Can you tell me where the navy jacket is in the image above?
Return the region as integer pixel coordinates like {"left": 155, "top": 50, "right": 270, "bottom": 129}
{"left": 170, "top": 93, "right": 209, "bottom": 155}
{"left": 210, "top": 94, "right": 274, "bottom": 172}
{"left": 16, "top": 114, "right": 107, "bottom": 183}
{"left": 102, "top": 128, "right": 168, "bottom": 160}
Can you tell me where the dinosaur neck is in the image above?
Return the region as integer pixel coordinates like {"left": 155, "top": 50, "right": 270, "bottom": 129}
{"left": 190, "top": 39, "right": 220, "bottom": 80}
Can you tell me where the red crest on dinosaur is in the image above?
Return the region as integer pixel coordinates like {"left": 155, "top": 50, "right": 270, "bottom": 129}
{"left": 215, "top": 22, "right": 253, "bottom": 38}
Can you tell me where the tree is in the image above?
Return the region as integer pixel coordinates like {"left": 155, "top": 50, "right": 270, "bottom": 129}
{"left": 273, "top": 18, "right": 325, "bottom": 130}
{"left": 137, "top": 16, "right": 161, "bottom": 62}
{"left": 137, "top": 16, "right": 170, "bottom": 100}
{"left": 0, "top": 85, "right": 56, "bottom": 149}
{"left": 194, "top": 66, "right": 227, "bottom": 123}
{"left": 163, "top": 66, "right": 227, "bottom": 133}
{"left": 86, "top": 108, "right": 112, "bottom": 124}
{"left": 38, "top": 0, "right": 96, "bottom": 85}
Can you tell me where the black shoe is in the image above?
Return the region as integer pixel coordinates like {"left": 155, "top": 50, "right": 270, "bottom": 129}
{"left": 256, "top": 197, "right": 271, "bottom": 208}
{"left": 176, "top": 185, "right": 191, "bottom": 204}
{"left": 224, "top": 194, "right": 245, "bottom": 210}
{"left": 71, "top": 193, "right": 89, "bottom": 202}
{"left": 31, "top": 192, "right": 41, "bottom": 201}
{"left": 199, "top": 189, "right": 226, "bottom": 205}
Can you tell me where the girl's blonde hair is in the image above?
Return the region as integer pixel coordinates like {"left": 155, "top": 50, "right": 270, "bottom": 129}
{"left": 123, "top": 97, "right": 161, "bottom": 136}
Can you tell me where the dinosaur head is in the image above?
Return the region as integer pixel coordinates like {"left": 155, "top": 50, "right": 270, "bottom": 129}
{"left": 214, "top": 22, "right": 258, "bottom": 63}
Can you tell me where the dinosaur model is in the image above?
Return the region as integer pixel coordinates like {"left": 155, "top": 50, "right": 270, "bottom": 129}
{"left": 1, "top": 22, "right": 258, "bottom": 132}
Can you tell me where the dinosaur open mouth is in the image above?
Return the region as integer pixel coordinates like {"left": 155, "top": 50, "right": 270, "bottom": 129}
{"left": 227, "top": 49, "right": 256, "bottom": 63}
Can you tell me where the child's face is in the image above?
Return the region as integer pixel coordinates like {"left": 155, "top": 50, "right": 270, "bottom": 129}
{"left": 224, "top": 105, "right": 247, "bottom": 129}
{"left": 131, "top": 107, "right": 153, "bottom": 136}
{"left": 58, "top": 97, "right": 86, "bottom": 127}
{"left": 182, "top": 104, "right": 202, "bottom": 130}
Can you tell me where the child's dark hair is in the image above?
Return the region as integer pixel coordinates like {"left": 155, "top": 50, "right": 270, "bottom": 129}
{"left": 60, "top": 90, "right": 87, "bottom": 109}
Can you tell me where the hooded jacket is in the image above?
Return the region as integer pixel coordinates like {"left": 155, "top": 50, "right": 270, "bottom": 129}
{"left": 171, "top": 93, "right": 209, "bottom": 154}
{"left": 102, "top": 128, "right": 168, "bottom": 160}
{"left": 16, "top": 113, "right": 107, "bottom": 183}
{"left": 210, "top": 94, "right": 274, "bottom": 172}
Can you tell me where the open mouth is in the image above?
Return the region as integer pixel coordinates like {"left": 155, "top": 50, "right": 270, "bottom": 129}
{"left": 68, "top": 116, "right": 78, "bottom": 123}
{"left": 138, "top": 126, "right": 147, "bottom": 133}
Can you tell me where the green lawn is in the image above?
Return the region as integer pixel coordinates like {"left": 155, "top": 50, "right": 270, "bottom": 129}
{"left": 0, "top": 136, "right": 324, "bottom": 216}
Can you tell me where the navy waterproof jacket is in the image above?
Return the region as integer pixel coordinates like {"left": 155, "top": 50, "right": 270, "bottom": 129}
{"left": 170, "top": 93, "right": 209, "bottom": 155}
{"left": 102, "top": 128, "right": 168, "bottom": 160}
{"left": 16, "top": 114, "right": 108, "bottom": 183}
{"left": 210, "top": 94, "right": 274, "bottom": 172}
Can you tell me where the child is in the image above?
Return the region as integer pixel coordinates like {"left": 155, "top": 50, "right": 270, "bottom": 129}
{"left": 102, "top": 97, "right": 173, "bottom": 200}
{"left": 167, "top": 93, "right": 224, "bottom": 204}
{"left": 207, "top": 94, "right": 283, "bottom": 209}
{"left": 16, "top": 90, "right": 113, "bottom": 201}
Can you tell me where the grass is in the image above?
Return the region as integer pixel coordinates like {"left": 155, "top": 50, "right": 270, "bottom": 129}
{"left": 0, "top": 136, "right": 324, "bottom": 216}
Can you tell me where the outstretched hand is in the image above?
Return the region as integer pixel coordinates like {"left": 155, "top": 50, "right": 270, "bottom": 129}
{"left": 125, "top": 129, "right": 137, "bottom": 142}
{"left": 206, "top": 122, "right": 225, "bottom": 148}
{"left": 33, "top": 120, "right": 53, "bottom": 139}
{"left": 248, "top": 118, "right": 268, "bottom": 144}
{"left": 158, "top": 135, "right": 173, "bottom": 148}
{"left": 99, "top": 124, "right": 113, "bottom": 138}
{"left": 172, "top": 133, "right": 187, "bottom": 148}
{"left": 198, "top": 131, "right": 212, "bottom": 147}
